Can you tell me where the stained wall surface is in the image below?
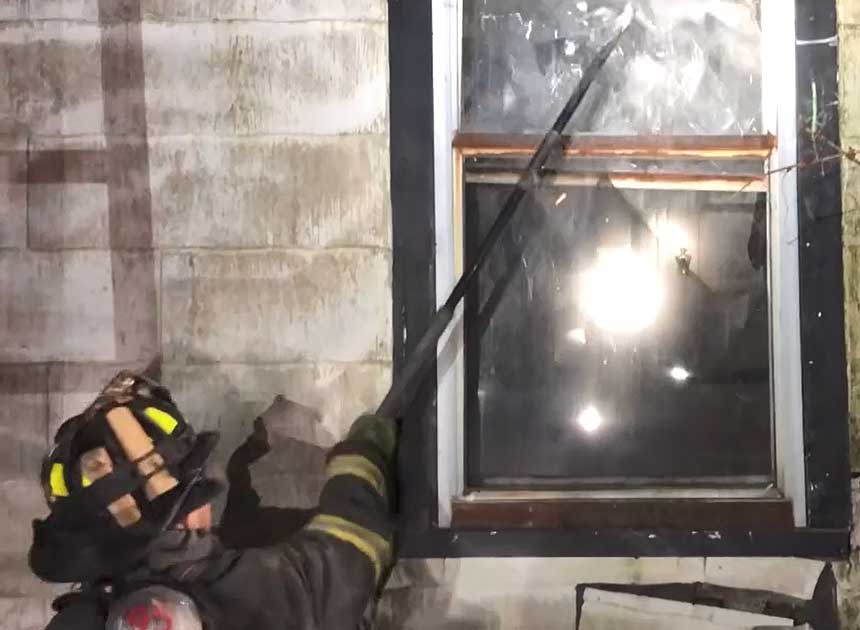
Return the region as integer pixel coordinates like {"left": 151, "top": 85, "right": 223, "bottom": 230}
{"left": 0, "top": 1, "right": 390, "bottom": 626}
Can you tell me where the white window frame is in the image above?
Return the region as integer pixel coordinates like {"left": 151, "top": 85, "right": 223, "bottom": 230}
{"left": 431, "top": 0, "right": 806, "bottom": 527}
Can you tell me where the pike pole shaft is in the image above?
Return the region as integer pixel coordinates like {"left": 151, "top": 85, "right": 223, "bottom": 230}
{"left": 377, "top": 21, "right": 631, "bottom": 419}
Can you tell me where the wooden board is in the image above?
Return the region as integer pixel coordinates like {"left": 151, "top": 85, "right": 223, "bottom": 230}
{"left": 452, "top": 498, "right": 794, "bottom": 530}
{"left": 454, "top": 133, "right": 777, "bottom": 159}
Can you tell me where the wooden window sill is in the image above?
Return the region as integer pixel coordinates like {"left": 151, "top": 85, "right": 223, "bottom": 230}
{"left": 451, "top": 498, "right": 794, "bottom": 530}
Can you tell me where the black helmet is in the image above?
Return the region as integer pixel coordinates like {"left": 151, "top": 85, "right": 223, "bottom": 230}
{"left": 30, "top": 371, "right": 224, "bottom": 583}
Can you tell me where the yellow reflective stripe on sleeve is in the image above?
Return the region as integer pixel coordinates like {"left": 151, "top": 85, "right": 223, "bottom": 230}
{"left": 326, "top": 454, "right": 386, "bottom": 498}
{"left": 143, "top": 407, "right": 178, "bottom": 435}
{"left": 81, "top": 474, "right": 92, "bottom": 488}
{"left": 49, "top": 463, "right": 69, "bottom": 497}
{"left": 306, "top": 514, "right": 391, "bottom": 582}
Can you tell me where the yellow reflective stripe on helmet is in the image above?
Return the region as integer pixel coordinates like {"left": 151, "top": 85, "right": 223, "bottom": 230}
{"left": 306, "top": 514, "right": 391, "bottom": 582}
{"left": 49, "top": 463, "right": 69, "bottom": 497}
{"left": 326, "top": 454, "right": 386, "bottom": 498}
{"left": 143, "top": 407, "right": 178, "bottom": 435}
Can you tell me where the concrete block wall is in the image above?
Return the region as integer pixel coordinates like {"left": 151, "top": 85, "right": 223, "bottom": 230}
{"left": 0, "top": 0, "right": 390, "bottom": 627}
{"left": 377, "top": 558, "right": 827, "bottom": 630}
{"left": 833, "top": 2, "right": 860, "bottom": 627}
{"left": 840, "top": 0, "right": 860, "bottom": 473}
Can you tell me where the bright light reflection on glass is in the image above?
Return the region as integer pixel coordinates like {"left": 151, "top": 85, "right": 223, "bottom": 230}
{"left": 579, "top": 247, "right": 664, "bottom": 334}
{"left": 566, "top": 328, "right": 587, "bottom": 344}
{"left": 576, "top": 405, "right": 603, "bottom": 433}
{"left": 652, "top": 220, "right": 690, "bottom": 257}
{"left": 669, "top": 365, "right": 692, "bottom": 382}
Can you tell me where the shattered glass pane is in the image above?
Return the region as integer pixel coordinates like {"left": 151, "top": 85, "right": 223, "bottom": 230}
{"left": 462, "top": 0, "right": 763, "bottom": 135}
{"left": 464, "top": 182, "right": 772, "bottom": 486}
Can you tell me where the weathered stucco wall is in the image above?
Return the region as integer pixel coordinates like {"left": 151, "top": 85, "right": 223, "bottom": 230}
{"left": 1, "top": 0, "right": 859, "bottom": 629}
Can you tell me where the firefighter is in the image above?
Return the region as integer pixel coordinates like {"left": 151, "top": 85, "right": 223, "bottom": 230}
{"left": 30, "top": 370, "right": 396, "bottom": 630}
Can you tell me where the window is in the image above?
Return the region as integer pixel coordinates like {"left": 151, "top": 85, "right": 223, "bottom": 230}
{"left": 389, "top": 0, "right": 849, "bottom": 557}
{"left": 449, "top": 0, "right": 797, "bottom": 529}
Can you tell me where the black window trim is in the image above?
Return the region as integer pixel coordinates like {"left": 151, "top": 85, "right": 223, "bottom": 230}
{"left": 390, "top": 0, "right": 851, "bottom": 558}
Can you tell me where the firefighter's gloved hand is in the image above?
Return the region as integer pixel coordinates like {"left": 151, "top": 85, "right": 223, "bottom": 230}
{"left": 247, "top": 417, "right": 271, "bottom": 458}
{"left": 346, "top": 414, "right": 397, "bottom": 461}
{"left": 227, "top": 417, "right": 270, "bottom": 479}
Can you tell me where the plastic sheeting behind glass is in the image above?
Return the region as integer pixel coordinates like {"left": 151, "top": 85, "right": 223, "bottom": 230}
{"left": 462, "top": 0, "right": 762, "bottom": 135}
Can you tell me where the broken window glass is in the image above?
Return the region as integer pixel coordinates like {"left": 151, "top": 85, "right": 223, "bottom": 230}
{"left": 464, "top": 178, "right": 771, "bottom": 487}
{"left": 462, "top": 0, "right": 763, "bottom": 135}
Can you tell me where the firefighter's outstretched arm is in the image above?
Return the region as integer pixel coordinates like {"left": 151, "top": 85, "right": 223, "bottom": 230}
{"left": 284, "top": 413, "right": 397, "bottom": 626}
{"left": 183, "top": 412, "right": 396, "bottom": 629}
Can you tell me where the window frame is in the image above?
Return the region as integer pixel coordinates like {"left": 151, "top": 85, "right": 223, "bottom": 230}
{"left": 455, "top": 135, "right": 776, "bottom": 499}
{"left": 389, "top": 0, "right": 850, "bottom": 558}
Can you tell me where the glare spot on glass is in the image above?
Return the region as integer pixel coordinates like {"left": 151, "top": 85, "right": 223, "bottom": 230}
{"left": 668, "top": 365, "right": 692, "bottom": 382}
{"left": 566, "top": 328, "right": 587, "bottom": 344}
{"left": 629, "top": 54, "right": 669, "bottom": 89}
{"left": 654, "top": 220, "right": 690, "bottom": 257}
{"left": 502, "top": 83, "right": 516, "bottom": 112}
{"left": 564, "top": 40, "right": 577, "bottom": 56}
{"left": 579, "top": 247, "right": 664, "bottom": 334}
{"left": 576, "top": 1, "right": 588, "bottom": 12}
{"left": 555, "top": 192, "right": 568, "bottom": 207}
{"left": 576, "top": 405, "right": 603, "bottom": 433}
